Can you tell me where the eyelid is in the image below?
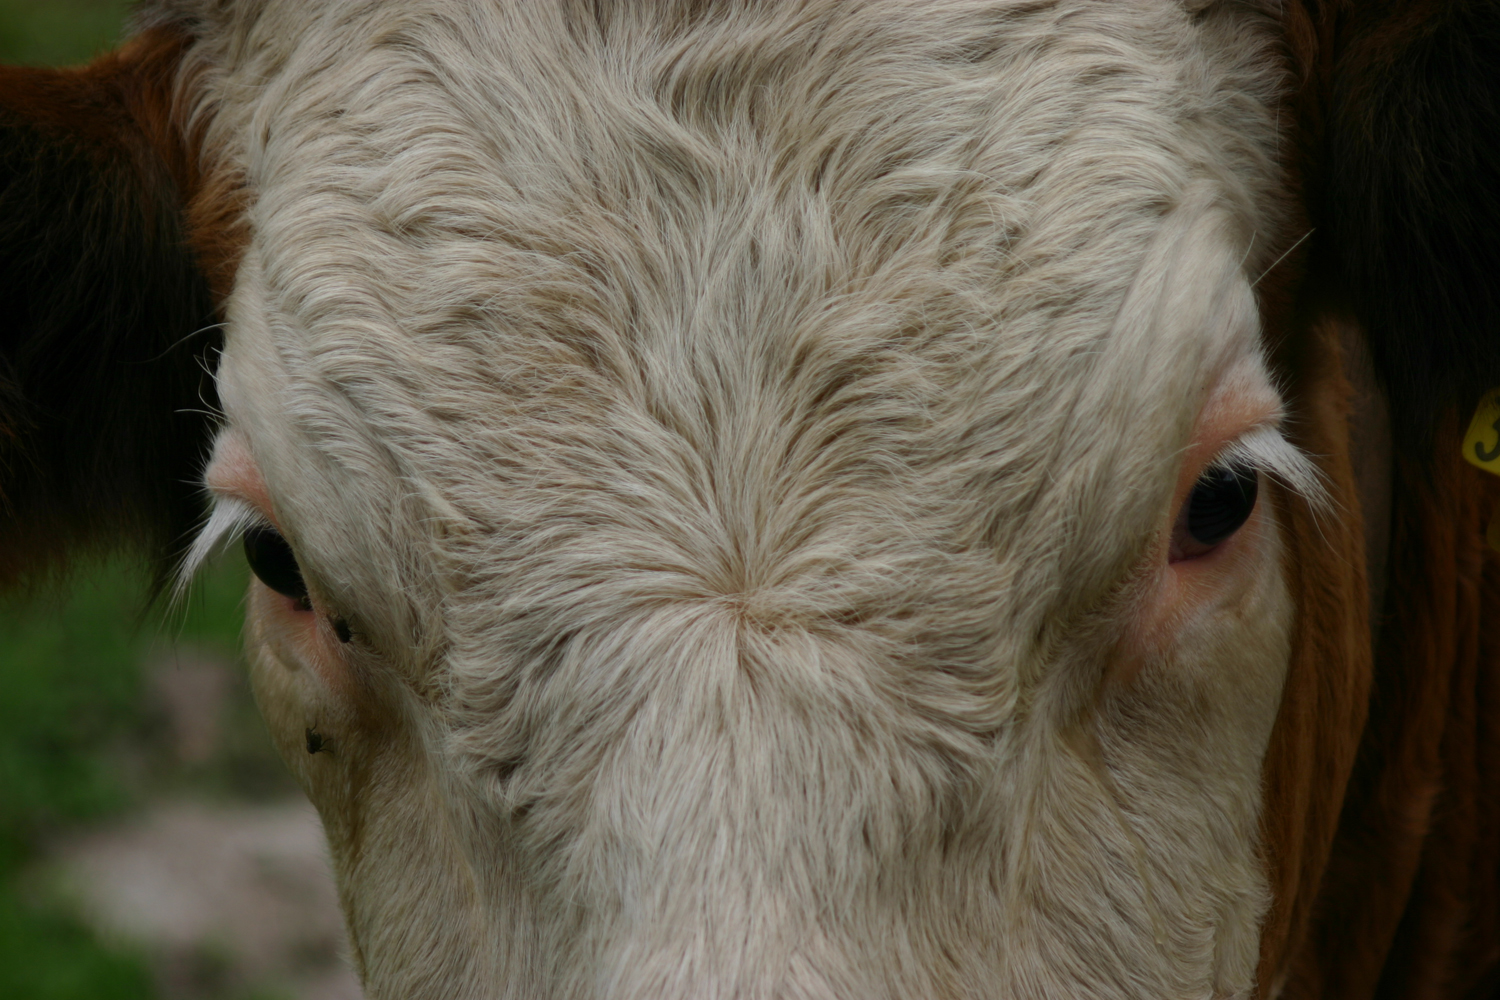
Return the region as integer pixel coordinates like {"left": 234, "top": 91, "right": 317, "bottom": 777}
{"left": 203, "top": 428, "right": 275, "bottom": 515}
{"left": 207, "top": 480, "right": 273, "bottom": 515}
{"left": 1204, "top": 425, "right": 1327, "bottom": 511}
{"left": 182, "top": 428, "right": 293, "bottom": 587}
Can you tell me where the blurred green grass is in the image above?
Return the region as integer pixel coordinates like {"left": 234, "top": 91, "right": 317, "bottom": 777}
{"left": 0, "top": 0, "right": 132, "bottom": 65}
{"left": 0, "top": 3, "right": 269, "bottom": 997}
{"left": 0, "top": 555, "right": 261, "bottom": 1000}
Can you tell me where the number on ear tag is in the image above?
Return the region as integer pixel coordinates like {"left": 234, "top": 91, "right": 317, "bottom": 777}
{"left": 1463, "top": 390, "right": 1500, "bottom": 553}
{"left": 1463, "top": 389, "right": 1500, "bottom": 474}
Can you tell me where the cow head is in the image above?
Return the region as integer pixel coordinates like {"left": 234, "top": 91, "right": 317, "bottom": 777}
{"left": 2, "top": 2, "right": 1496, "bottom": 998}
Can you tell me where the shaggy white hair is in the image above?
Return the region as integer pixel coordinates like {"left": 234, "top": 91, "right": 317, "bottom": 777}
{"left": 163, "top": 1, "right": 1314, "bottom": 997}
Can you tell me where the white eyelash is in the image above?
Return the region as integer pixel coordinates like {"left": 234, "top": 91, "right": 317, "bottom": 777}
{"left": 172, "top": 496, "right": 270, "bottom": 603}
{"left": 1212, "top": 425, "right": 1329, "bottom": 513}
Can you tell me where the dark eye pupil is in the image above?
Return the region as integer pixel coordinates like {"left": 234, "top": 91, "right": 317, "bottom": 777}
{"left": 1186, "top": 463, "right": 1258, "bottom": 547}
{"left": 244, "top": 525, "right": 309, "bottom": 608}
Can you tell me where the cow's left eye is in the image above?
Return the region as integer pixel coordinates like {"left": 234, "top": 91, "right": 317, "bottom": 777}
{"left": 244, "top": 525, "right": 311, "bottom": 610}
{"left": 1172, "top": 462, "right": 1258, "bottom": 560}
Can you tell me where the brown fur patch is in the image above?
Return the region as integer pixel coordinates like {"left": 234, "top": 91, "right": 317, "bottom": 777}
{"left": 106, "top": 27, "right": 248, "bottom": 309}
{"left": 1254, "top": 322, "right": 1500, "bottom": 1000}
{"left": 1256, "top": 311, "right": 1376, "bottom": 995}
{"left": 0, "top": 27, "right": 246, "bottom": 310}
{"left": 1257, "top": 3, "right": 1500, "bottom": 994}
{"left": 0, "top": 26, "right": 223, "bottom": 586}
{"left": 1289, "top": 432, "right": 1500, "bottom": 999}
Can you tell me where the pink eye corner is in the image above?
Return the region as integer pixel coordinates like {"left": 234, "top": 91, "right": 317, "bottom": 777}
{"left": 1169, "top": 461, "right": 1259, "bottom": 563}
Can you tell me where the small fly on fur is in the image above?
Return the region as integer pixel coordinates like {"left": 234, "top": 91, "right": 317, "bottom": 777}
{"left": 305, "top": 727, "right": 334, "bottom": 755}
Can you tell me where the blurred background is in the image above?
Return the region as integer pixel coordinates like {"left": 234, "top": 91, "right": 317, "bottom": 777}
{"left": 0, "top": 3, "right": 358, "bottom": 998}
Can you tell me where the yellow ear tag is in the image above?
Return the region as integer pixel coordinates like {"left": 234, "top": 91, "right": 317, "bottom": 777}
{"left": 1465, "top": 389, "right": 1500, "bottom": 474}
{"left": 1462, "top": 389, "right": 1500, "bottom": 552}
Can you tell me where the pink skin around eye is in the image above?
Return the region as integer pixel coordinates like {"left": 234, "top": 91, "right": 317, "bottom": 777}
{"left": 204, "top": 431, "right": 354, "bottom": 694}
{"left": 206, "top": 433, "right": 313, "bottom": 619}
{"left": 1109, "top": 366, "right": 1282, "bottom": 686}
{"left": 204, "top": 430, "right": 273, "bottom": 518}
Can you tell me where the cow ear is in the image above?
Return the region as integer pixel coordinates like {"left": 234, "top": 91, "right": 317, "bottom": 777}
{"left": 1323, "top": 1, "right": 1500, "bottom": 447}
{"left": 0, "top": 29, "right": 218, "bottom": 588}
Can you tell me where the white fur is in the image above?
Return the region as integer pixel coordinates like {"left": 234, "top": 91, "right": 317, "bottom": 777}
{"left": 160, "top": 1, "right": 1307, "bottom": 996}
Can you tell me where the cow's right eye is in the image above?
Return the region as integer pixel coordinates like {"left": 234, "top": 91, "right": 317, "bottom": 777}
{"left": 244, "top": 525, "right": 310, "bottom": 610}
{"left": 1186, "top": 462, "right": 1258, "bottom": 546}
{"left": 1170, "top": 461, "right": 1259, "bottom": 561}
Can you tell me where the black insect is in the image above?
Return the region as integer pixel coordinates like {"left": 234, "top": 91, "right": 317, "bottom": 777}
{"left": 305, "top": 727, "right": 334, "bottom": 755}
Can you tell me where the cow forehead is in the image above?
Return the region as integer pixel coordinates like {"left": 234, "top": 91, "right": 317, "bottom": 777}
{"left": 212, "top": 0, "right": 1287, "bottom": 649}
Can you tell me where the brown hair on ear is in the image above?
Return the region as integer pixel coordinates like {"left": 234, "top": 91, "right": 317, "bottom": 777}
{"left": 0, "top": 26, "right": 221, "bottom": 588}
{"left": 1255, "top": 312, "right": 1377, "bottom": 998}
